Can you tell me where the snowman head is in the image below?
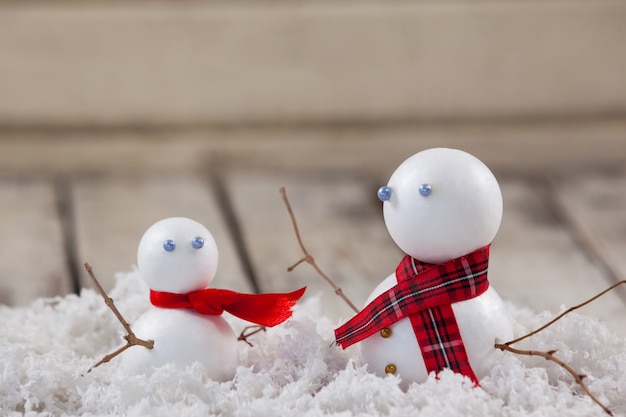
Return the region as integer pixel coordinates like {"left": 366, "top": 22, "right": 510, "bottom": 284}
{"left": 137, "top": 217, "right": 219, "bottom": 293}
{"left": 378, "top": 148, "right": 502, "bottom": 264}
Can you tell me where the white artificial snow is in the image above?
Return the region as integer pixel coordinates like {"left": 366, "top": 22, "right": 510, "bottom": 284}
{"left": 1, "top": 269, "right": 625, "bottom": 417}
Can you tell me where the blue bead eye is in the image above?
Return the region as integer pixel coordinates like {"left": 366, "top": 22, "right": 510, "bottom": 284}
{"left": 163, "top": 239, "right": 176, "bottom": 252}
{"left": 377, "top": 186, "right": 392, "bottom": 202}
{"left": 419, "top": 183, "right": 432, "bottom": 197}
{"left": 191, "top": 236, "right": 204, "bottom": 249}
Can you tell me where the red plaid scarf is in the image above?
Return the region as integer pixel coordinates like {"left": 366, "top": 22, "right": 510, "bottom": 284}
{"left": 334, "top": 245, "right": 490, "bottom": 384}
{"left": 150, "top": 287, "right": 306, "bottom": 327}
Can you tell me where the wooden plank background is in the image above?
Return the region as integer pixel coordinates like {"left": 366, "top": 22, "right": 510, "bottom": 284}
{"left": 0, "top": 179, "right": 71, "bottom": 305}
{"left": 0, "top": 1, "right": 625, "bottom": 340}
{"left": 71, "top": 175, "right": 250, "bottom": 293}
{"left": 0, "top": 1, "right": 625, "bottom": 125}
{"left": 1, "top": 159, "right": 625, "bottom": 337}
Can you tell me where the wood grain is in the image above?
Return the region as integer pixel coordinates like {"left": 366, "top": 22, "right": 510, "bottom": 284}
{"left": 226, "top": 171, "right": 403, "bottom": 321}
{"left": 490, "top": 178, "right": 626, "bottom": 336}
{"left": 552, "top": 173, "right": 626, "bottom": 296}
{"left": 71, "top": 175, "right": 251, "bottom": 294}
{"left": 0, "top": 180, "right": 71, "bottom": 305}
{"left": 0, "top": 2, "right": 624, "bottom": 125}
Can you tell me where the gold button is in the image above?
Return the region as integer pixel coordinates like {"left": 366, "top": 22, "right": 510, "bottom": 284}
{"left": 385, "top": 364, "right": 397, "bottom": 375}
{"left": 380, "top": 327, "right": 392, "bottom": 338}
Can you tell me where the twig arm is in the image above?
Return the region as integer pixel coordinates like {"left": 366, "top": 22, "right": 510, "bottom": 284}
{"left": 495, "top": 343, "right": 613, "bottom": 416}
{"left": 84, "top": 262, "right": 154, "bottom": 372}
{"left": 280, "top": 187, "right": 359, "bottom": 314}
{"left": 495, "top": 281, "right": 626, "bottom": 416}
{"left": 87, "top": 344, "right": 132, "bottom": 373}
{"left": 237, "top": 325, "right": 266, "bottom": 347}
{"left": 85, "top": 263, "right": 135, "bottom": 335}
{"left": 504, "top": 280, "right": 626, "bottom": 347}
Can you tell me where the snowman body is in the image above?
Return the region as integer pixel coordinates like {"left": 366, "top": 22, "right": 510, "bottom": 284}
{"left": 119, "top": 217, "right": 239, "bottom": 380}
{"left": 356, "top": 148, "right": 514, "bottom": 387}
{"left": 360, "top": 273, "right": 512, "bottom": 386}
{"left": 120, "top": 308, "right": 238, "bottom": 381}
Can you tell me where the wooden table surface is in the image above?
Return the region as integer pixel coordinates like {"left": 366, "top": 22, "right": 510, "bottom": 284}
{"left": 1, "top": 138, "right": 625, "bottom": 338}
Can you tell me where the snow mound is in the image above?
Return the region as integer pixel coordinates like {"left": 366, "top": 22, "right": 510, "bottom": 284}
{"left": 0, "top": 269, "right": 624, "bottom": 417}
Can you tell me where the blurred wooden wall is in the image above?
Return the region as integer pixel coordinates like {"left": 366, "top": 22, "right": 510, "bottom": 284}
{"left": 0, "top": 1, "right": 624, "bottom": 177}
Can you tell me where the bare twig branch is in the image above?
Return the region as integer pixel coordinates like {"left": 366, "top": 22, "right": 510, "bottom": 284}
{"left": 495, "top": 343, "right": 612, "bottom": 416}
{"left": 496, "top": 281, "right": 626, "bottom": 415}
{"left": 504, "top": 280, "right": 626, "bottom": 347}
{"left": 279, "top": 187, "right": 359, "bottom": 314}
{"left": 84, "top": 262, "right": 154, "bottom": 372}
{"left": 237, "top": 325, "right": 266, "bottom": 347}
{"left": 87, "top": 344, "right": 133, "bottom": 371}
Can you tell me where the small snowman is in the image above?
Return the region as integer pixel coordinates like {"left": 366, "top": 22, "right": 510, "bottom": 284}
{"left": 121, "top": 217, "right": 305, "bottom": 380}
{"left": 335, "top": 148, "right": 514, "bottom": 388}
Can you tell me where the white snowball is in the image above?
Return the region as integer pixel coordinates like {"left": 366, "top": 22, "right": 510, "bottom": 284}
{"left": 382, "top": 148, "right": 503, "bottom": 264}
{"left": 120, "top": 308, "right": 238, "bottom": 381}
{"left": 360, "top": 274, "right": 514, "bottom": 388}
{"left": 137, "top": 217, "right": 219, "bottom": 294}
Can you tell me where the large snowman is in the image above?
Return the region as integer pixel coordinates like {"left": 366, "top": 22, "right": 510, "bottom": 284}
{"left": 121, "top": 217, "right": 305, "bottom": 380}
{"left": 335, "top": 148, "right": 514, "bottom": 388}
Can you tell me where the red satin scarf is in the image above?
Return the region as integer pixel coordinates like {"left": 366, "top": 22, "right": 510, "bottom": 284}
{"left": 334, "top": 245, "right": 490, "bottom": 384}
{"left": 150, "top": 287, "right": 306, "bottom": 327}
